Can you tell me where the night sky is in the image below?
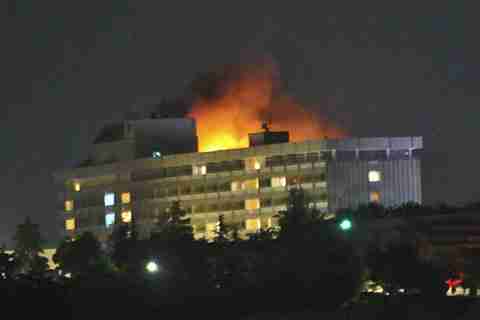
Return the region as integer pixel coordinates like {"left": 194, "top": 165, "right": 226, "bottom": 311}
{"left": 1, "top": 2, "right": 475, "bottom": 245}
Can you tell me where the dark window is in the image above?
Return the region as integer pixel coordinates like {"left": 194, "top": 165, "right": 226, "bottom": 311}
{"left": 177, "top": 165, "right": 193, "bottom": 176}
{"left": 266, "top": 155, "right": 284, "bottom": 167}
{"left": 206, "top": 203, "right": 218, "bottom": 212}
{"left": 307, "top": 152, "right": 320, "bottom": 162}
{"left": 165, "top": 167, "right": 177, "bottom": 177}
{"left": 336, "top": 151, "right": 356, "bottom": 161}
{"left": 412, "top": 149, "right": 422, "bottom": 159}
{"left": 390, "top": 149, "right": 411, "bottom": 160}
{"left": 232, "top": 200, "right": 244, "bottom": 210}
{"left": 217, "top": 181, "right": 231, "bottom": 192}
{"left": 272, "top": 197, "right": 287, "bottom": 206}
{"left": 259, "top": 177, "right": 272, "bottom": 188}
{"left": 261, "top": 198, "right": 272, "bottom": 207}
{"left": 207, "top": 162, "right": 221, "bottom": 173}
{"left": 192, "top": 184, "right": 205, "bottom": 194}
{"left": 205, "top": 182, "right": 218, "bottom": 193}
{"left": 359, "top": 150, "right": 387, "bottom": 161}
{"left": 232, "top": 160, "right": 245, "bottom": 170}
{"left": 296, "top": 153, "right": 307, "bottom": 164}
{"left": 179, "top": 185, "right": 191, "bottom": 195}
{"left": 286, "top": 154, "right": 298, "bottom": 165}
{"left": 131, "top": 168, "right": 165, "bottom": 181}
{"left": 320, "top": 151, "right": 333, "bottom": 161}
{"left": 219, "top": 201, "right": 232, "bottom": 211}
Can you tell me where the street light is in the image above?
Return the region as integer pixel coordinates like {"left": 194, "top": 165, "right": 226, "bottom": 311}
{"left": 339, "top": 219, "right": 352, "bottom": 231}
{"left": 146, "top": 261, "right": 159, "bottom": 273}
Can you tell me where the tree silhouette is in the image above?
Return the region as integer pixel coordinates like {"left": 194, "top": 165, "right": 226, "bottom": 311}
{"left": 152, "top": 201, "right": 193, "bottom": 243}
{"left": 53, "top": 232, "right": 111, "bottom": 278}
{"left": 13, "top": 217, "right": 45, "bottom": 274}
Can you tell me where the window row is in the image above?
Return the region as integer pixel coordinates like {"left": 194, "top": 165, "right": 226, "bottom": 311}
{"left": 195, "top": 217, "right": 275, "bottom": 238}
{"left": 64, "top": 174, "right": 327, "bottom": 211}
{"left": 64, "top": 192, "right": 131, "bottom": 211}
{"left": 65, "top": 209, "right": 132, "bottom": 231}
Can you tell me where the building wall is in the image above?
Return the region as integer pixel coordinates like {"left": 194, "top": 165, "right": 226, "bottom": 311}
{"left": 55, "top": 137, "right": 422, "bottom": 241}
{"left": 328, "top": 158, "right": 422, "bottom": 211}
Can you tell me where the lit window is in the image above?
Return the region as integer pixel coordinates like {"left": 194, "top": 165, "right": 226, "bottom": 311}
{"left": 152, "top": 151, "right": 162, "bottom": 159}
{"left": 65, "top": 218, "right": 75, "bottom": 231}
{"left": 245, "top": 218, "right": 261, "bottom": 233}
{"left": 206, "top": 222, "right": 218, "bottom": 239}
{"left": 105, "top": 212, "right": 115, "bottom": 228}
{"left": 73, "top": 182, "right": 81, "bottom": 192}
{"left": 265, "top": 217, "right": 273, "bottom": 229}
{"left": 271, "top": 176, "right": 287, "bottom": 188}
{"left": 368, "top": 170, "right": 382, "bottom": 182}
{"left": 242, "top": 178, "right": 259, "bottom": 190}
{"left": 65, "top": 200, "right": 74, "bottom": 212}
{"left": 245, "top": 157, "right": 262, "bottom": 171}
{"left": 370, "top": 191, "right": 380, "bottom": 203}
{"left": 104, "top": 192, "right": 115, "bottom": 206}
{"left": 121, "top": 210, "right": 132, "bottom": 223}
{"left": 245, "top": 198, "right": 260, "bottom": 210}
{"left": 231, "top": 181, "right": 241, "bottom": 192}
{"left": 121, "top": 192, "right": 131, "bottom": 204}
{"left": 193, "top": 165, "right": 207, "bottom": 176}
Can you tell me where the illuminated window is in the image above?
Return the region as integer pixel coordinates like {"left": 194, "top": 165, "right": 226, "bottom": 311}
{"left": 242, "top": 178, "right": 259, "bottom": 190}
{"left": 104, "top": 192, "right": 115, "bottom": 206}
{"left": 152, "top": 151, "right": 162, "bottom": 159}
{"left": 65, "top": 218, "right": 75, "bottom": 231}
{"left": 206, "top": 222, "right": 219, "bottom": 239}
{"left": 245, "top": 198, "right": 260, "bottom": 210}
{"left": 65, "top": 200, "right": 74, "bottom": 212}
{"left": 368, "top": 170, "right": 382, "bottom": 182}
{"left": 245, "top": 157, "right": 262, "bottom": 171}
{"left": 121, "top": 210, "right": 132, "bottom": 223}
{"left": 231, "top": 181, "right": 241, "bottom": 192}
{"left": 265, "top": 217, "right": 273, "bottom": 229}
{"left": 271, "top": 176, "right": 287, "bottom": 188}
{"left": 73, "top": 182, "right": 81, "bottom": 192}
{"left": 245, "top": 218, "right": 261, "bottom": 233}
{"left": 193, "top": 165, "right": 207, "bottom": 176}
{"left": 105, "top": 212, "right": 115, "bottom": 228}
{"left": 370, "top": 191, "right": 380, "bottom": 203}
{"left": 121, "top": 192, "right": 131, "bottom": 204}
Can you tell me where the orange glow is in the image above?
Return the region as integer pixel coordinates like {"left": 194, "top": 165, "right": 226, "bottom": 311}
{"left": 188, "top": 61, "right": 346, "bottom": 152}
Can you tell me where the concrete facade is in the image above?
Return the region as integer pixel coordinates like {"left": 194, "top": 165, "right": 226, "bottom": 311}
{"left": 54, "top": 133, "right": 422, "bottom": 242}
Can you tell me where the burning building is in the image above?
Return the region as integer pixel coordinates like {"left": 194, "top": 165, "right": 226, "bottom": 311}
{"left": 54, "top": 61, "right": 421, "bottom": 240}
{"left": 54, "top": 114, "right": 422, "bottom": 241}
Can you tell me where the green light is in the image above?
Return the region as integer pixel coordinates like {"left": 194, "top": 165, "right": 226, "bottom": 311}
{"left": 339, "top": 219, "right": 352, "bottom": 231}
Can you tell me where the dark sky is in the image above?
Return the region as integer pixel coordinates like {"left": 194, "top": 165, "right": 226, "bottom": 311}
{"left": 1, "top": 1, "right": 476, "bottom": 245}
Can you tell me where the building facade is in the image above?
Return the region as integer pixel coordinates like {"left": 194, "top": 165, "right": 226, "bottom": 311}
{"left": 54, "top": 118, "right": 422, "bottom": 241}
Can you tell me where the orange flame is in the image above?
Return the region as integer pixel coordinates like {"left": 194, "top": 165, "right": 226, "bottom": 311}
{"left": 188, "top": 62, "right": 346, "bottom": 152}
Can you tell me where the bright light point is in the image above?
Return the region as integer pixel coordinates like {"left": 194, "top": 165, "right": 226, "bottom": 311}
{"left": 65, "top": 272, "right": 72, "bottom": 278}
{"left": 339, "top": 219, "right": 352, "bottom": 231}
{"left": 146, "top": 261, "right": 159, "bottom": 273}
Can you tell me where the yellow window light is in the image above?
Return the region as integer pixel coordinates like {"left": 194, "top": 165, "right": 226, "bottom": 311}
{"left": 65, "top": 218, "right": 75, "bottom": 231}
{"left": 121, "top": 192, "right": 131, "bottom": 204}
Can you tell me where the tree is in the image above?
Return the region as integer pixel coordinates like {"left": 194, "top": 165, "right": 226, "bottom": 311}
{"left": 278, "top": 188, "right": 321, "bottom": 239}
{"left": 0, "top": 246, "right": 17, "bottom": 279}
{"left": 269, "top": 188, "right": 365, "bottom": 309}
{"left": 13, "top": 217, "right": 45, "bottom": 274}
{"left": 152, "top": 201, "right": 193, "bottom": 243}
{"left": 53, "top": 232, "right": 111, "bottom": 278}
{"left": 109, "top": 222, "right": 143, "bottom": 274}
{"left": 214, "top": 214, "right": 230, "bottom": 243}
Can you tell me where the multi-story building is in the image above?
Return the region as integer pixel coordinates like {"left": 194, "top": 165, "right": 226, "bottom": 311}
{"left": 54, "top": 114, "right": 422, "bottom": 241}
